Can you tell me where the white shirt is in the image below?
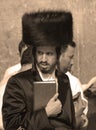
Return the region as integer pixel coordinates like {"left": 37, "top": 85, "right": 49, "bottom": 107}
{"left": 36, "top": 65, "right": 58, "bottom": 92}
{"left": 66, "top": 71, "right": 88, "bottom": 115}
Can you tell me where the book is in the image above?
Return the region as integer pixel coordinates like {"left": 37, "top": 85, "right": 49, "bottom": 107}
{"left": 33, "top": 81, "right": 56, "bottom": 111}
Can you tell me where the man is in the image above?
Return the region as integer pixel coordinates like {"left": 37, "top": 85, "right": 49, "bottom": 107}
{"left": 0, "top": 41, "right": 33, "bottom": 130}
{"left": 59, "top": 41, "right": 88, "bottom": 129}
{"left": 59, "top": 40, "right": 96, "bottom": 92}
{"left": 2, "top": 11, "right": 75, "bottom": 130}
{"left": 59, "top": 41, "right": 84, "bottom": 96}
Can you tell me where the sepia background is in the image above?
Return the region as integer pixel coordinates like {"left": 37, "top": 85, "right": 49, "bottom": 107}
{"left": 0, "top": 0, "right": 96, "bottom": 129}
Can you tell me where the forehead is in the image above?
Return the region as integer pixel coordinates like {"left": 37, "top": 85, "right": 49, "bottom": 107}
{"left": 36, "top": 46, "right": 56, "bottom": 52}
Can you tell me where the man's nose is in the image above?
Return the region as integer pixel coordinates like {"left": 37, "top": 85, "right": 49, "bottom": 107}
{"left": 42, "top": 54, "right": 47, "bottom": 62}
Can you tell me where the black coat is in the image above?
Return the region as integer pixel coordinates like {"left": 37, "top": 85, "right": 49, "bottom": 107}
{"left": 2, "top": 68, "right": 75, "bottom": 130}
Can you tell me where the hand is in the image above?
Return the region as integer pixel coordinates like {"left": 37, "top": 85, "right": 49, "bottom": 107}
{"left": 45, "top": 93, "right": 62, "bottom": 117}
{"left": 81, "top": 114, "right": 88, "bottom": 128}
{"left": 75, "top": 114, "right": 88, "bottom": 128}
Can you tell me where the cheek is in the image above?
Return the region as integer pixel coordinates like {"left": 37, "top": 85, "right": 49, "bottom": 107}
{"left": 66, "top": 60, "right": 70, "bottom": 66}
{"left": 62, "top": 58, "right": 69, "bottom": 67}
{"left": 36, "top": 56, "right": 41, "bottom": 63}
{"left": 68, "top": 59, "right": 72, "bottom": 64}
{"left": 59, "top": 57, "right": 66, "bottom": 67}
{"left": 49, "top": 56, "right": 57, "bottom": 64}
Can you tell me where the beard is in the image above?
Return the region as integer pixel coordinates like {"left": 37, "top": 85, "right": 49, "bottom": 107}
{"left": 37, "top": 62, "right": 56, "bottom": 74}
{"left": 40, "top": 68, "right": 50, "bottom": 74}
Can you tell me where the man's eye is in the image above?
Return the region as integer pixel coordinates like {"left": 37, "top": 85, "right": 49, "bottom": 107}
{"left": 38, "top": 51, "right": 43, "bottom": 55}
{"left": 47, "top": 52, "right": 53, "bottom": 56}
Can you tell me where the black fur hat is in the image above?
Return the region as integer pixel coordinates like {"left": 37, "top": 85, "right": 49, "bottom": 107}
{"left": 22, "top": 10, "right": 73, "bottom": 47}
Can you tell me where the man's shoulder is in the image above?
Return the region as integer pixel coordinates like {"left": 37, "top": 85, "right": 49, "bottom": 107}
{"left": 8, "top": 69, "right": 32, "bottom": 82}
{"left": 3, "top": 63, "right": 21, "bottom": 79}
{"left": 13, "top": 69, "right": 32, "bottom": 78}
{"left": 56, "top": 71, "right": 70, "bottom": 85}
{"left": 57, "top": 70, "right": 69, "bottom": 80}
{"left": 66, "top": 71, "right": 80, "bottom": 81}
{"left": 66, "top": 71, "right": 82, "bottom": 90}
{"left": 66, "top": 71, "right": 83, "bottom": 91}
{"left": 6, "top": 69, "right": 34, "bottom": 91}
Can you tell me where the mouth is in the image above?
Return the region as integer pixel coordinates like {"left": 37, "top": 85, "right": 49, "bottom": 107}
{"left": 40, "top": 64, "right": 49, "bottom": 69}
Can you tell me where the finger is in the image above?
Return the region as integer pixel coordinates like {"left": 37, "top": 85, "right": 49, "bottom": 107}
{"left": 52, "top": 93, "right": 59, "bottom": 101}
{"left": 56, "top": 99, "right": 61, "bottom": 105}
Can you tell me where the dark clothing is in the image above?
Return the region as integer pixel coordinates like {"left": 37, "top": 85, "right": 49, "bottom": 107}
{"left": 2, "top": 68, "right": 75, "bottom": 130}
{"left": 84, "top": 90, "right": 96, "bottom": 130}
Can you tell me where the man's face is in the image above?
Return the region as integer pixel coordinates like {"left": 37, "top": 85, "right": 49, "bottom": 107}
{"left": 36, "top": 46, "right": 57, "bottom": 74}
{"left": 59, "top": 45, "right": 75, "bottom": 73}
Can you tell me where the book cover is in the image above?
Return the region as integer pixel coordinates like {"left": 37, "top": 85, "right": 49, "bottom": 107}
{"left": 33, "top": 81, "right": 56, "bottom": 111}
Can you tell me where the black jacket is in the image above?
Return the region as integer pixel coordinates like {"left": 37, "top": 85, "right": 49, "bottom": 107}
{"left": 2, "top": 68, "right": 75, "bottom": 130}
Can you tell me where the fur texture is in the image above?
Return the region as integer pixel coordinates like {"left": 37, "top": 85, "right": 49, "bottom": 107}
{"left": 22, "top": 10, "right": 73, "bottom": 46}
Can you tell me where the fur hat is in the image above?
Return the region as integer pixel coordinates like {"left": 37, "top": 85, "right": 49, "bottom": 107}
{"left": 22, "top": 10, "right": 73, "bottom": 47}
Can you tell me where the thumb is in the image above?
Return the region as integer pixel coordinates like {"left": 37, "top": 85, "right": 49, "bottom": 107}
{"left": 52, "top": 93, "right": 59, "bottom": 101}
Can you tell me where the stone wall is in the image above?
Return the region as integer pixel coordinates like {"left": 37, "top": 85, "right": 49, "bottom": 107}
{"left": 0, "top": 0, "right": 96, "bottom": 83}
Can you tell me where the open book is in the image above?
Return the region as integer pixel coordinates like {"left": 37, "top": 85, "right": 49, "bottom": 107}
{"left": 33, "top": 81, "right": 56, "bottom": 111}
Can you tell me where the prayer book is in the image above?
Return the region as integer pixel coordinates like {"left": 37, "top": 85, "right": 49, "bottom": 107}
{"left": 33, "top": 81, "right": 56, "bottom": 111}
